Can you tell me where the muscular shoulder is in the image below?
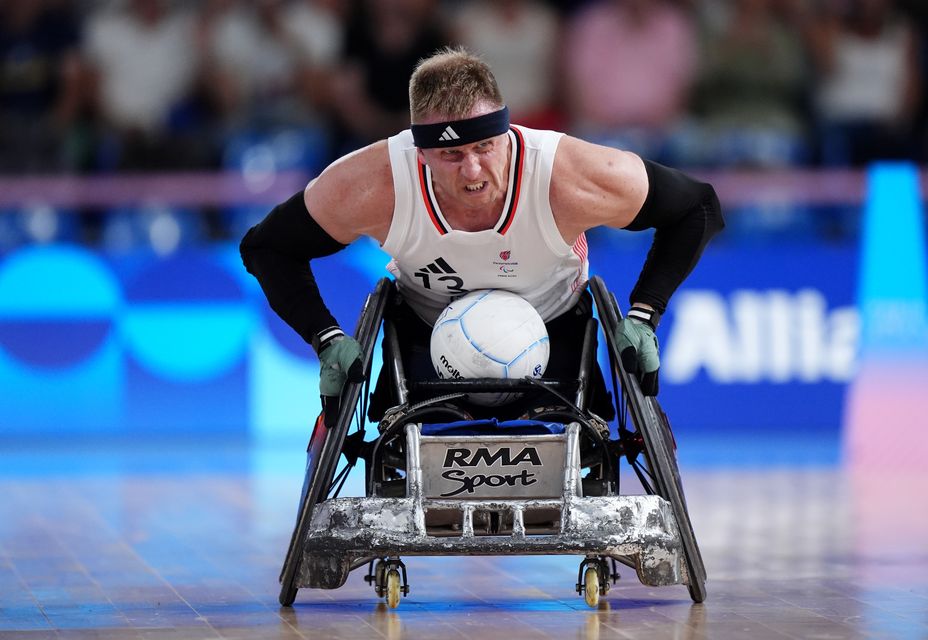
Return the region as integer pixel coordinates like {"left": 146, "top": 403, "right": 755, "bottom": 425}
{"left": 305, "top": 141, "right": 395, "bottom": 245}
{"left": 549, "top": 136, "right": 648, "bottom": 242}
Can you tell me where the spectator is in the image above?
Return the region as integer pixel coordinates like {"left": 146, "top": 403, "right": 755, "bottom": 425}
{"left": 0, "top": 0, "right": 84, "bottom": 172}
{"left": 452, "top": 0, "right": 563, "bottom": 130}
{"left": 83, "top": 0, "right": 207, "bottom": 170}
{"left": 688, "top": 0, "right": 812, "bottom": 167}
{"left": 330, "top": 0, "right": 451, "bottom": 153}
{"left": 283, "top": 0, "right": 347, "bottom": 121}
{"left": 806, "top": 0, "right": 922, "bottom": 166}
{"left": 897, "top": 0, "right": 928, "bottom": 159}
{"left": 562, "top": 0, "right": 698, "bottom": 163}
{"left": 197, "top": 0, "right": 345, "bottom": 131}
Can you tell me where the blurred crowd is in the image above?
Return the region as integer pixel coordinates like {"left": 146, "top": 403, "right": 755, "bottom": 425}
{"left": 1, "top": 0, "right": 925, "bottom": 254}
{"left": 2, "top": 0, "right": 927, "bottom": 176}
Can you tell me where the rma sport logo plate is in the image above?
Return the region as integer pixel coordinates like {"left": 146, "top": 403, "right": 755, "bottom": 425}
{"left": 419, "top": 437, "right": 566, "bottom": 499}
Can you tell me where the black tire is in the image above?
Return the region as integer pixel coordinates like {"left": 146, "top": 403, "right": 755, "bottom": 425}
{"left": 589, "top": 276, "right": 707, "bottom": 603}
{"left": 648, "top": 397, "right": 706, "bottom": 602}
{"left": 277, "top": 278, "right": 393, "bottom": 606}
{"left": 279, "top": 584, "right": 298, "bottom": 607}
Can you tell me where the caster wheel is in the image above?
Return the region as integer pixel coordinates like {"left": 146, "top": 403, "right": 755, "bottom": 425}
{"left": 386, "top": 569, "right": 402, "bottom": 609}
{"left": 374, "top": 561, "right": 386, "bottom": 597}
{"left": 584, "top": 566, "right": 600, "bottom": 608}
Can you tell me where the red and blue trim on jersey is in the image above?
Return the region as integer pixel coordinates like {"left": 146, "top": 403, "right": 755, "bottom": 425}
{"left": 497, "top": 126, "right": 524, "bottom": 235}
{"left": 572, "top": 232, "right": 588, "bottom": 262}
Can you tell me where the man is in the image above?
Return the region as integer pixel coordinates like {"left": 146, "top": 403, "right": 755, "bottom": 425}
{"left": 240, "top": 47, "right": 723, "bottom": 424}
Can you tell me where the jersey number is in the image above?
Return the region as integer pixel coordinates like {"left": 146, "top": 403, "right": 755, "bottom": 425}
{"left": 414, "top": 273, "right": 467, "bottom": 294}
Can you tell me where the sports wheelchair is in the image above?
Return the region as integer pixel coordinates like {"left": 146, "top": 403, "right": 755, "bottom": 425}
{"left": 277, "top": 276, "right": 706, "bottom": 608}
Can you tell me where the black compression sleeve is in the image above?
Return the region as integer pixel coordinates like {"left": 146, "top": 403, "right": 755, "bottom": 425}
{"left": 239, "top": 190, "right": 347, "bottom": 353}
{"left": 622, "top": 160, "right": 724, "bottom": 314}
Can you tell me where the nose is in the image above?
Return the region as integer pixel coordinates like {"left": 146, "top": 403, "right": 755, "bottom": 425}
{"left": 460, "top": 153, "right": 481, "bottom": 180}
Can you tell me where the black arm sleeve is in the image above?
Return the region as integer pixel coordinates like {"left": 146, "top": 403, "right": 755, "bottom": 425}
{"left": 239, "top": 190, "right": 347, "bottom": 353}
{"left": 622, "top": 160, "right": 725, "bottom": 314}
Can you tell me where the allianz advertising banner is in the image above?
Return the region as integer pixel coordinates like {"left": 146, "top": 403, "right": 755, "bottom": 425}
{"left": 595, "top": 240, "right": 858, "bottom": 442}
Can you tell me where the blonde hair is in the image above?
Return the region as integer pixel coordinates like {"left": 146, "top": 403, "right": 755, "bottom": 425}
{"left": 409, "top": 47, "right": 504, "bottom": 123}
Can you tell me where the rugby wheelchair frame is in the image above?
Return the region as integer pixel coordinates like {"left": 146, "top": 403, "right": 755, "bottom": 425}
{"left": 277, "top": 276, "right": 706, "bottom": 608}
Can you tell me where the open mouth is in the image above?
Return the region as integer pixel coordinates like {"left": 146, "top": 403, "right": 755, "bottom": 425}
{"left": 465, "top": 182, "right": 487, "bottom": 193}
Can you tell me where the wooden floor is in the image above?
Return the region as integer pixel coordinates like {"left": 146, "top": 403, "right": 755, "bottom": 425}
{"left": 1, "top": 441, "right": 926, "bottom": 639}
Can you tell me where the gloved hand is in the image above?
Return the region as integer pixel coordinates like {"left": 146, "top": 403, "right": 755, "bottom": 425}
{"left": 318, "top": 335, "right": 364, "bottom": 427}
{"left": 615, "top": 306, "right": 660, "bottom": 396}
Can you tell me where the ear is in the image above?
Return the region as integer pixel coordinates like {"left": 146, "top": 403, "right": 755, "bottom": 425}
{"left": 416, "top": 147, "right": 427, "bottom": 165}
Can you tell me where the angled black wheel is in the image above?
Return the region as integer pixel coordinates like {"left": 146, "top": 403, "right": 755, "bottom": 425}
{"left": 279, "top": 584, "right": 298, "bottom": 607}
{"left": 640, "top": 397, "right": 707, "bottom": 603}
{"left": 277, "top": 278, "right": 393, "bottom": 606}
{"left": 589, "top": 276, "right": 707, "bottom": 603}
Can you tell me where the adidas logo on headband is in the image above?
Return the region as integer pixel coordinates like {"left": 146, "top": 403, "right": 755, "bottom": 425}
{"left": 438, "top": 126, "right": 460, "bottom": 142}
{"left": 411, "top": 106, "right": 510, "bottom": 149}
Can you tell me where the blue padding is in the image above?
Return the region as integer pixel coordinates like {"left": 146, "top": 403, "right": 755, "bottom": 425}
{"left": 420, "top": 418, "right": 566, "bottom": 436}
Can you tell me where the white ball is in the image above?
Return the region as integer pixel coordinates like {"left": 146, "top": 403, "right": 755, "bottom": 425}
{"left": 430, "top": 289, "right": 550, "bottom": 406}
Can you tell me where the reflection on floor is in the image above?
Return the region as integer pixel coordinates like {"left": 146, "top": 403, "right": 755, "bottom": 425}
{"left": 1, "top": 441, "right": 926, "bottom": 640}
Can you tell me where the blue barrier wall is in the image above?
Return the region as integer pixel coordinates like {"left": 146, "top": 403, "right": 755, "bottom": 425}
{"left": 0, "top": 232, "right": 858, "bottom": 446}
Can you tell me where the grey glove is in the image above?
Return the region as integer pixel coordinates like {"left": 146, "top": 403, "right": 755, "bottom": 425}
{"left": 319, "top": 335, "right": 363, "bottom": 396}
{"left": 318, "top": 332, "right": 364, "bottom": 426}
{"left": 615, "top": 306, "right": 660, "bottom": 396}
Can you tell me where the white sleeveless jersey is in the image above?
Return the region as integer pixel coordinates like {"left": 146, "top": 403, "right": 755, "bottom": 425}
{"left": 382, "top": 125, "right": 589, "bottom": 325}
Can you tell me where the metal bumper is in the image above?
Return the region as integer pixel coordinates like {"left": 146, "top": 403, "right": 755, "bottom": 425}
{"left": 296, "top": 424, "right": 690, "bottom": 591}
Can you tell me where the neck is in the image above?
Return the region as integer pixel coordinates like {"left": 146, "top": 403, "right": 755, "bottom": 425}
{"left": 442, "top": 205, "right": 506, "bottom": 232}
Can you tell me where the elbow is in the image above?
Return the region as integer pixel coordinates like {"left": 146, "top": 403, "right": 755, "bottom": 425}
{"left": 239, "top": 225, "right": 260, "bottom": 275}
{"left": 703, "top": 183, "right": 725, "bottom": 237}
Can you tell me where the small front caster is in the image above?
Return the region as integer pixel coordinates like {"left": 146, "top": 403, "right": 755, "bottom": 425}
{"left": 368, "top": 557, "right": 409, "bottom": 607}
{"left": 583, "top": 566, "right": 600, "bottom": 607}
{"left": 386, "top": 569, "right": 402, "bottom": 609}
{"left": 577, "top": 557, "right": 609, "bottom": 608}
{"left": 365, "top": 559, "right": 387, "bottom": 597}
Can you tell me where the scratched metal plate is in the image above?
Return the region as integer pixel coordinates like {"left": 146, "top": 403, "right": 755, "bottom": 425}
{"left": 419, "top": 436, "right": 566, "bottom": 499}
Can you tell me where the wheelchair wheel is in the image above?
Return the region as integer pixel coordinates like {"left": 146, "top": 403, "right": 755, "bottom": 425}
{"left": 584, "top": 567, "right": 600, "bottom": 608}
{"left": 277, "top": 278, "right": 393, "bottom": 606}
{"left": 589, "top": 276, "right": 707, "bottom": 603}
{"left": 385, "top": 569, "right": 402, "bottom": 609}
{"left": 279, "top": 584, "right": 298, "bottom": 608}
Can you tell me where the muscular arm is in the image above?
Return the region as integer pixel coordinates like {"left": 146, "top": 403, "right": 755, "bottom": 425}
{"left": 239, "top": 142, "right": 394, "bottom": 352}
{"left": 549, "top": 136, "right": 649, "bottom": 240}
{"left": 306, "top": 142, "right": 395, "bottom": 245}
{"left": 551, "top": 136, "right": 724, "bottom": 315}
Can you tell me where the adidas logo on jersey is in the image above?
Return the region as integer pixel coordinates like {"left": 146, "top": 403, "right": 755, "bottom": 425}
{"left": 438, "top": 126, "right": 460, "bottom": 142}
{"left": 413, "top": 257, "right": 466, "bottom": 293}
{"left": 416, "top": 257, "right": 456, "bottom": 276}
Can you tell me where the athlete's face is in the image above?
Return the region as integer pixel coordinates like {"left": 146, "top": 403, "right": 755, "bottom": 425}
{"left": 416, "top": 104, "right": 511, "bottom": 212}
